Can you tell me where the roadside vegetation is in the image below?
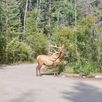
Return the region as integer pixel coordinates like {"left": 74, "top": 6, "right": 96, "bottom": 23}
{"left": 0, "top": 0, "right": 102, "bottom": 75}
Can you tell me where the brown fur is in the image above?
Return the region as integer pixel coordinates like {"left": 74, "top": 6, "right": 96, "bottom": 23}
{"left": 36, "top": 48, "right": 66, "bottom": 76}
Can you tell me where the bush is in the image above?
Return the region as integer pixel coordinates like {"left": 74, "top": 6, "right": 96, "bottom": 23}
{"left": 73, "top": 61, "right": 97, "bottom": 75}
{"left": 26, "top": 33, "right": 48, "bottom": 57}
{"left": 0, "top": 35, "right": 6, "bottom": 63}
{"left": 6, "top": 39, "right": 33, "bottom": 63}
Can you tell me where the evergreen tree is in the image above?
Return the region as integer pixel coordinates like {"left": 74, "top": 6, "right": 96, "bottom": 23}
{"left": 2, "top": 0, "right": 20, "bottom": 33}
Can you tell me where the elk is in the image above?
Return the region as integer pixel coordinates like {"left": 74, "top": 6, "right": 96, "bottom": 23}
{"left": 36, "top": 46, "right": 66, "bottom": 76}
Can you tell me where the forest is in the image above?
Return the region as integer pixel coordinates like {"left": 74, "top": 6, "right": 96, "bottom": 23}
{"left": 0, "top": 0, "right": 102, "bottom": 74}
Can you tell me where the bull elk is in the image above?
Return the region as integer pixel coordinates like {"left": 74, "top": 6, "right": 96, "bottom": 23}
{"left": 36, "top": 46, "right": 66, "bottom": 76}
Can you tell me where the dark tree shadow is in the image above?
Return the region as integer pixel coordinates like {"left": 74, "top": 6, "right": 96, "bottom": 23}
{"left": 0, "top": 65, "right": 7, "bottom": 69}
{"left": 62, "top": 82, "right": 102, "bottom": 102}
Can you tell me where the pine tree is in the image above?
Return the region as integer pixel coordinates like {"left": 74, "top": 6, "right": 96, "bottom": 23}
{"left": 0, "top": 0, "right": 4, "bottom": 33}
{"left": 2, "top": 0, "right": 20, "bottom": 33}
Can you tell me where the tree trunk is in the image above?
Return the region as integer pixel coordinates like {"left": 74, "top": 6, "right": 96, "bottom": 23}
{"left": 74, "top": 0, "right": 80, "bottom": 65}
{"left": 74, "top": 0, "right": 77, "bottom": 26}
{"left": 24, "top": 0, "right": 29, "bottom": 34}
{"left": 48, "top": 0, "right": 51, "bottom": 54}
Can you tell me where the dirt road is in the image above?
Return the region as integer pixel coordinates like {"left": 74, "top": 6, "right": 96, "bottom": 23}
{"left": 0, "top": 64, "right": 102, "bottom": 102}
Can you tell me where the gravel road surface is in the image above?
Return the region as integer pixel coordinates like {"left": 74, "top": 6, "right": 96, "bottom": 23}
{"left": 0, "top": 64, "right": 102, "bottom": 102}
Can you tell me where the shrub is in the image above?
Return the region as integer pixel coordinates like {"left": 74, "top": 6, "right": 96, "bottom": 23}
{"left": 6, "top": 38, "right": 33, "bottom": 63}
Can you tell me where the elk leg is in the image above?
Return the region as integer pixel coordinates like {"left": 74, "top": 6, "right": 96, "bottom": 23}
{"left": 36, "top": 64, "right": 42, "bottom": 76}
{"left": 38, "top": 65, "right": 42, "bottom": 76}
{"left": 53, "top": 65, "right": 59, "bottom": 77}
{"left": 36, "top": 65, "right": 39, "bottom": 76}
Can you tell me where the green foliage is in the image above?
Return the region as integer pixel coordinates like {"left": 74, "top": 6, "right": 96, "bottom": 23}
{"left": 52, "top": 26, "right": 77, "bottom": 63}
{"left": 25, "top": 10, "right": 48, "bottom": 57}
{"left": 2, "top": 0, "right": 20, "bottom": 32}
{"left": 26, "top": 33, "right": 48, "bottom": 57}
{"left": 74, "top": 61, "right": 97, "bottom": 75}
{"left": 53, "top": 27, "right": 76, "bottom": 49}
{"left": 51, "top": 16, "right": 102, "bottom": 74}
{"left": 0, "top": 35, "right": 6, "bottom": 63}
{"left": 26, "top": 10, "right": 37, "bottom": 33}
{"left": 0, "top": 35, "right": 6, "bottom": 50}
{"left": 6, "top": 38, "right": 33, "bottom": 63}
{"left": 0, "top": 0, "right": 102, "bottom": 74}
